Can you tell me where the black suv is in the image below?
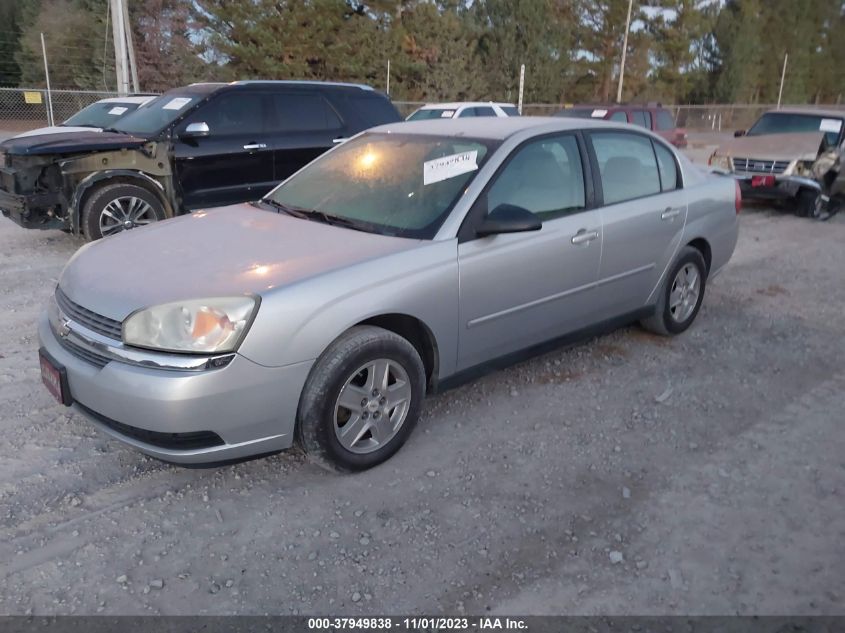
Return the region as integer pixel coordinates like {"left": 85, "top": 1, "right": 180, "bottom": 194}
{"left": 0, "top": 81, "right": 401, "bottom": 240}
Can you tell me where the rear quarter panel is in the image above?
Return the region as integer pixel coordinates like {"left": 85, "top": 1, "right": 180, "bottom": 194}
{"left": 680, "top": 160, "right": 739, "bottom": 278}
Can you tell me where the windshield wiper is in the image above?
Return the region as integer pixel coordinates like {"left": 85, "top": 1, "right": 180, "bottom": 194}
{"left": 260, "top": 200, "right": 370, "bottom": 232}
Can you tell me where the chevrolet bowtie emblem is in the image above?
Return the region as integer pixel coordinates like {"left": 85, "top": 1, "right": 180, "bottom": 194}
{"left": 58, "top": 317, "right": 72, "bottom": 339}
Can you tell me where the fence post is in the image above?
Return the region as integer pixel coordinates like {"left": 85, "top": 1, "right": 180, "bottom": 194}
{"left": 518, "top": 64, "right": 525, "bottom": 114}
{"left": 40, "top": 33, "right": 54, "bottom": 127}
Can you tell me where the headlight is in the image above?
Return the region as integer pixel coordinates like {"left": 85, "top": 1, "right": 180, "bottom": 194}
{"left": 123, "top": 296, "right": 258, "bottom": 353}
{"left": 709, "top": 153, "right": 732, "bottom": 171}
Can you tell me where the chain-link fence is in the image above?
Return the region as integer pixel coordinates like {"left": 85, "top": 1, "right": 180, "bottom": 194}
{"left": 0, "top": 87, "right": 123, "bottom": 135}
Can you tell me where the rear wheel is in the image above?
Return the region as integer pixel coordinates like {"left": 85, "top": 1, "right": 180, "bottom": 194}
{"left": 640, "top": 246, "right": 708, "bottom": 336}
{"left": 81, "top": 182, "right": 166, "bottom": 241}
{"left": 297, "top": 326, "right": 425, "bottom": 472}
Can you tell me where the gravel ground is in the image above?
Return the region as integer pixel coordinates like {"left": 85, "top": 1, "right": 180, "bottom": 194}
{"left": 1, "top": 178, "right": 844, "bottom": 616}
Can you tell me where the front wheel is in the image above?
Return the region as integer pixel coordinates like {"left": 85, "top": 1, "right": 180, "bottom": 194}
{"left": 297, "top": 326, "right": 426, "bottom": 472}
{"left": 640, "top": 246, "right": 708, "bottom": 336}
{"left": 81, "top": 182, "right": 166, "bottom": 241}
{"left": 795, "top": 189, "right": 822, "bottom": 219}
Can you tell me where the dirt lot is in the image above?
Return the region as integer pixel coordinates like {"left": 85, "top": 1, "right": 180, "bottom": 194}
{"left": 1, "top": 182, "right": 844, "bottom": 615}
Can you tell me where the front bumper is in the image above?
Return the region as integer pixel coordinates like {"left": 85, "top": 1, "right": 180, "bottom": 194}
{"left": 0, "top": 186, "right": 65, "bottom": 229}
{"left": 38, "top": 311, "right": 313, "bottom": 464}
{"left": 731, "top": 172, "right": 821, "bottom": 201}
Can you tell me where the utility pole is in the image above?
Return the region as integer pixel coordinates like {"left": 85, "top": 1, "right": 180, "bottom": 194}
{"left": 110, "top": 0, "right": 136, "bottom": 95}
{"left": 386, "top": 59, "right": 390, "bottom": 96}
{"left": 518, "top": 64, "right": 525, "bottom": 114}
{"left": 121, "top": 0, "right": 140, "bottom": 93}
{"left": 616, "top": 0, "right": 634, "bottom": 104}
{"left": 777, "top": 53, "right": 788, "bottom": 109}
{"left": 40, "top": 33, "right": 54, "bottom": 126}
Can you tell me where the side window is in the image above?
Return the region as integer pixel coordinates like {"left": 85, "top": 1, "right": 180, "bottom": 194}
{"left": 592, "top": 132, "right": 661, "bottom": 204}
{"left": 487, "top": 135, "right": 586, "bottom": 221}
{"left": 272, "top": 93, "right": 343, "bottom": 132}
{"left": 474, "top": 106, "right": 496, "bottom": 117}
{"left": 654, "top": 142, "right": 679, "bottom": 192}
{"left": 631, "top": 110, "right": 650, "bottom": 128}
{"left": 458, "top": 108, "right": 477, "bottom": 118}
{"left": 609, "top": 111, "right": 628, "bottom": 123}
{"left": 188, "top": 93, "right": 264, "bottom": 135}
{"left": 656, "top": 110, "right": 676, "bottom": 130}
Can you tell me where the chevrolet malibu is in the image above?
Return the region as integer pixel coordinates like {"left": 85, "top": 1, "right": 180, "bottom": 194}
{"left": 38, "top": 117, "right": 740, "bottom": 471}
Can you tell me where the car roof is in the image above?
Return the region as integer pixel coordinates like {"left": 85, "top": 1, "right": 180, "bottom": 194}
{"left": 370, "top": 116, "right": 631, "bottom": 141}
{"left": 765, "top": 107, "right": 845, "bottom": 119}
{"left": 98, "top": 96, "right": 156, "bottom": 105}
{"left": 418, "top": 102, "right": 515, "bottom": 109}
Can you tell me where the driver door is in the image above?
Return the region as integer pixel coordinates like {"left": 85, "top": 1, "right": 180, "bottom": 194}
{"left": 172, "top": 91, "right": 275, "bottom": 210}
{"left": 456, "top": 133, "right": 603, "bottom": 370}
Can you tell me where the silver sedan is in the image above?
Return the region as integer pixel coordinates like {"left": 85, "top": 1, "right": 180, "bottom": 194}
{"left": 38, "top": 117, "right": 739, "bottom": 471}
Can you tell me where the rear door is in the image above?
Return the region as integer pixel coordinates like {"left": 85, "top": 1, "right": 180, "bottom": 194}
{"left": 586, "top": 130, "right": 687, "bottom": 317}
{"left": 268, "top": 91, "right": 348, "bottom": 183}
{"left": 172, "top": 91, "right": 274, "bottom": 209}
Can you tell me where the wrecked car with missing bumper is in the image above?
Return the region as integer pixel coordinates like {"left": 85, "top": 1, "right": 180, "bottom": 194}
{"left": 0, "top": 81, "right": 400, "bottom": 240}
{"left": 708, "top": 108, "right": 845, "bottom": 218}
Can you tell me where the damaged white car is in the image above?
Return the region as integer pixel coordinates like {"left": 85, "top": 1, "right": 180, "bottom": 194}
{"left": 709, "top": 108, "right": 844, "bottom": 218}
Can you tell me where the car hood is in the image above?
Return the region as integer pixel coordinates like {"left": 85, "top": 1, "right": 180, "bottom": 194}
{"left": 13, "top": 125, "right": 103, "bottom": 139}
{"left": 0, "top": 130, "right": 147, "bottom": 156}
{"left": 58, "top": 204, "right": 424, "bottom": 321}
{"left": 716, "top": 132, "right": 826, "bottom": 161}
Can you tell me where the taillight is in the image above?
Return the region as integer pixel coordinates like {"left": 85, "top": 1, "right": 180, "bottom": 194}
{"left": 735, "top": 181, "right": 742, "bottom": 214}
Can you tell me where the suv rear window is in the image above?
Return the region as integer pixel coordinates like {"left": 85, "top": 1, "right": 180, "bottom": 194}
{"left": 656, "top": 110, "right": 675, "bottom": 130}
{"left": 631, "top": 110, "right": 652, "bottom": 129}
{"left": 273, "top": 93, "right": 342, "bottom": 132}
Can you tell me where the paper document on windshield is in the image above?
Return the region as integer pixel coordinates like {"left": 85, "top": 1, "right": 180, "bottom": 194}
{"left": 108, "top": 106, "right": 128, "bottom": 115}
{"left": 819, "top": 118, "right": 843, "bottom": 133}
{"left": 423, "top": 150, "right": 478, "bottom": 186}
{"left": 162, "top": 97, "right": 192, "bottom": 111}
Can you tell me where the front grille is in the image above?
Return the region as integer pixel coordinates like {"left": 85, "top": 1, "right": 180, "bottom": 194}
{"left": 733, "top": 157, "right": 791, "bottom": 174}
{"left": 59, "top": 337, "right": 110, "bottom": 369}
{"left": 77, "top": 403, "right": 225, "bottom": 450}
{"left": 56, "top": 288, "right": 123, "bottom": 340}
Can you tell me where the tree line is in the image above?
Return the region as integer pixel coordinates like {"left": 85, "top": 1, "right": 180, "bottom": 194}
{"left": 1, "top": 0, "right": 843, "bottom": 105}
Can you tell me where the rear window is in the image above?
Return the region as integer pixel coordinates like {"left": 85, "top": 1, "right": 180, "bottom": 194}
{"left": 592, "top": 132, "right": 662, "bottom": 204}
{"left": 341, "top": 93, "right": 401, "bottom": 128}
{"left": 500, "top": 106, "right": 520, "bottom": 116}
{"left": 631, "top": 110, "right": 652, "bottom": 129}
{"left": 272, "top": 93, "right": 342, "bottom": 132}
{"left": 656, "top": 110, "right": 676, "bottom": 130}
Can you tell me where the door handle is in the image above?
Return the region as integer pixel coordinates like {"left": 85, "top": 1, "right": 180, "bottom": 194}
{"left": 243, "top": 143, "right": 267, "bottom": 150}
{"left": 571, "top": 230, "right": 599, "bottom": 245}
{"left": 332, "top": 137, "right": 348, "bottom": 144}
{"left": 661, "top": 207, "right": 681, "bottom": 220}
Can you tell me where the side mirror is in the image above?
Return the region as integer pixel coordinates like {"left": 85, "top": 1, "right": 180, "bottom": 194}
{"left": 733, "top": 129, "right": 746, "bottom": 138}
{"left": 476, "top": 203, "right": 542, "bottom": 237}
{"left": 181, "top": 121, "right": 210, "bottom": 139}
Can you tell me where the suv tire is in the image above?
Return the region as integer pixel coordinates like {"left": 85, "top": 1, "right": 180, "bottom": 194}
{"left": 81, "top": 182, "right": 166, "bottom": 241}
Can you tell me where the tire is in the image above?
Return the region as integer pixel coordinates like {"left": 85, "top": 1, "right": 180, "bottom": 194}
{"left": 297, "top": 326, "right": 426, "bottom": 472}
{"left": 795, "top": 188, "right": 822, "bottom": 219}
{"left": 81, "top": 182, "right": 166, "bottom": 241}
{"left": 640, "top": 246, "right": 708, "bottom": 336}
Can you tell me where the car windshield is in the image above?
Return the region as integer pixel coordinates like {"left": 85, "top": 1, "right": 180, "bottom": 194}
{"left": 748, "top": 112, "right": 844, "bottom": 146}
{"left": 63, "top": 101, "right": 143, "bottom": 128}
{"left": 110, "top": 93, "right": 197, "bottom": 136}
{"left": 265, "top": 132, "right": 497, "bottom": 239}
{"left": 407, "top": 108, "right": 456, "bottom": 121}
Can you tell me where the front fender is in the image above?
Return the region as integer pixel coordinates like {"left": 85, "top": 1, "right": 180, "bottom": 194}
{"left": 237, "top": 240, "right": 460, "bottom": 379}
